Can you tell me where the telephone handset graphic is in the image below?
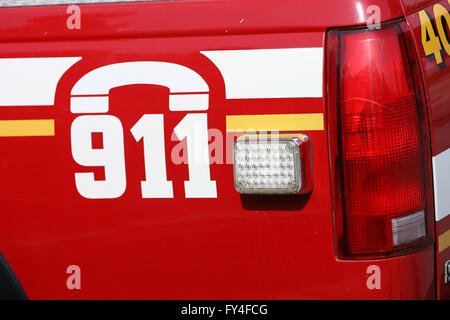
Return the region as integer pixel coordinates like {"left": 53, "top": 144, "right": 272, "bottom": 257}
{"left": 69, "top": 61, "right": 217, "bottom": 200}
{"left": 70, "top": 61, "right": 210, "bottom": 113}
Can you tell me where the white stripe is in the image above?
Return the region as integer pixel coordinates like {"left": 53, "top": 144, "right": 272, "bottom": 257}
{"left": 169, "top": 94, "right": 209, "bottom": 111}
{"left": 71, "top": 96, "right": 109, "bottom": 113}
{"left": 201, "top": 48, "right": 323, "bottom": 99}
{"left": 0, "top": 57, "right": 81, "bottom": 106}
{"left": 433, "top": 148, "right": 450, "bottom": 221}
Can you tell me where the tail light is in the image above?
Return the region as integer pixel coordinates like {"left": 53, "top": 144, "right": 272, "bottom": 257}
{"left": 327, "top": 20, "right": 434, "bottom": 258}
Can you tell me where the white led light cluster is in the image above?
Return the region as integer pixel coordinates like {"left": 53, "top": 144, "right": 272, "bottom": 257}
{"left": 233, "top": 139, "right": 302, "bottom": 194}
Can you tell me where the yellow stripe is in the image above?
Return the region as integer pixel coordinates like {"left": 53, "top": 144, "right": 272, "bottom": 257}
{"left": 0, "top": 119, "right": 55, "bottom": 137}
{"left": 439, "top": 230, "right": 450, "bottom": 253}
{"left": 226, "top": 113, "right": 324, "bottom": 132}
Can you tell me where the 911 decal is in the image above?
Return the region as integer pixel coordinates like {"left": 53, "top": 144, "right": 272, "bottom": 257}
{"left": 419, "top": 1, "right": 450, "bottom": 65}
{"left": 71, "top": 113, "right": 217, "bottom": 199}
{"left": 70, "top": 61, "right": 217, "bottom": 199}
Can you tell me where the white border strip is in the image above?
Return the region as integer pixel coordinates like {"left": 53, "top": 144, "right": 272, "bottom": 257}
{"left": 201, "top": 48, "right": 324, "bottom": 100}
{"left": 433, "top": 148, "right": 450, "bottom": 221}
{"left": 0, "top": 0, "right": 161, "bottom": 7}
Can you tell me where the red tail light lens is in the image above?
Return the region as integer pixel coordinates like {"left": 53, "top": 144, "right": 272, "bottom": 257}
{"left": 327, "top": 21, "right": 433, "bottom": 258}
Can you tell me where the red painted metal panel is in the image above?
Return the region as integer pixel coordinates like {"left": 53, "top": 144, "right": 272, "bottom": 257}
{"left": 0, "top": 0, "right": 404, "bottom": 42}
{"left": 0, "top": 0, "right": 438, "bottom": 299}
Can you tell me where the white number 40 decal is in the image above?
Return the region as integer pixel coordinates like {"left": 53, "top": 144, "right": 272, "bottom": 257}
{"left": 71, "top": 113, "right": 217, "bottom": 199}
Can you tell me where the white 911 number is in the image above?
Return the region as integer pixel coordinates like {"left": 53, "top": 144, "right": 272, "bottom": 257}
{"left": 71, "top": 113, "right": 217, "bottom": 199}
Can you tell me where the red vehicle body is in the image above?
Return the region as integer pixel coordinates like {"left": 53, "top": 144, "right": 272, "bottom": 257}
{"left": 0, "top": 0, "right": 449, "bottom": 300}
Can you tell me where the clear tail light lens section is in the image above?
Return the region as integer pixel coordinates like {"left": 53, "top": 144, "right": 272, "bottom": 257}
{"left": 327, "top": 20, "right": 434, "bottom": 258}
{"left": 233, "top": 134, "right": 313, "bottom": 194}
{"left": 391, "top": 211, "right": 426, "bottom": 247}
